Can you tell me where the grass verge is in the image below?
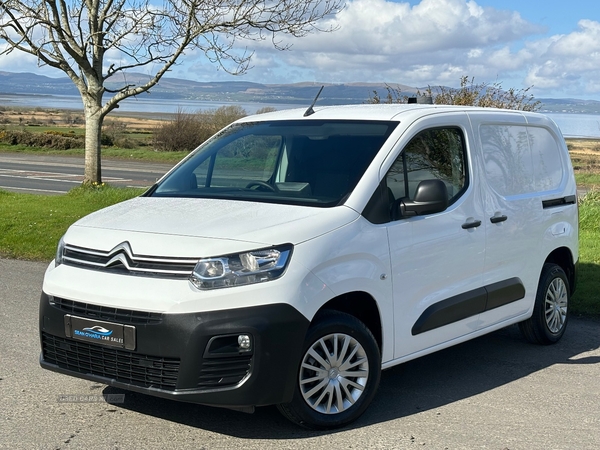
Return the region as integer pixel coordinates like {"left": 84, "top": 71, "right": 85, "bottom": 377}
{"left": 0, "top": 142, "right": 188, "bottom": 163}
{"left": 573, "top": 190, "right": 600, "bottom": 316}
{"left": 1, "top": 185, "right": 599, "bottom": 316}
{"left": 0, "top": 185, "right": 143, "bottom": 260}
{"left": 575, "top": 173, "right": 600, "bottom": 188}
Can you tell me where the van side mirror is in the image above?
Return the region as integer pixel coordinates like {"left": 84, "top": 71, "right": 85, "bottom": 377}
{"left": 397, "top": 179, "right": 449, "bottom": 217}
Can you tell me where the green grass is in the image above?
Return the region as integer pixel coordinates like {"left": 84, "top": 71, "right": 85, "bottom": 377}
{"left": 572, "top": 190, "right": 600, "bottom": 315}
{"left": 0, "top": 185, "right": 143, "bottom": 260}
{"left": 575, "top": 173, "right": 600, "bottom": 188}
{"left": 0, "top": 142, "right": 188, "bottom": 163}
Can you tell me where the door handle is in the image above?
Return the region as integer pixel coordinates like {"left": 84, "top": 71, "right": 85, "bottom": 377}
{"left": 490, "top": 215, "right": 508, "bottom": 224}
{"left": 461, "top": 220, "right": 482, "bottom": 229}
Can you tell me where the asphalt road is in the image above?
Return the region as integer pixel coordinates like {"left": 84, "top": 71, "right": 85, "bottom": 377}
{"left": 1, "top": 258, "right": 599, "bottom": 449}
{"left": 0, "top": 153, "right": 175, "bottom": 194}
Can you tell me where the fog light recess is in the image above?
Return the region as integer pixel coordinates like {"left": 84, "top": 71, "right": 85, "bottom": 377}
{"left": 204, "top": 334, "right": 254, "bottom": 357}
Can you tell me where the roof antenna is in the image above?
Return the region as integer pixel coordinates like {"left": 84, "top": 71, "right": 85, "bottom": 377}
{"left": 303, "top": 85, "right": 324, "bottom": 117}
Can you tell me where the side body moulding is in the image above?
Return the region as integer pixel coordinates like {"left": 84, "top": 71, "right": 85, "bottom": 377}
{"left": 411, "top": 278, "right": 526, "bottom": 335}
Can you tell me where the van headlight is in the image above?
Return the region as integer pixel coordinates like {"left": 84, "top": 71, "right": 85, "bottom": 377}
{"left": 189, "top": 244, "right": 293, "bottom": 290}
{"left": 55, "top": 235, "right": 65, "bottom": 267}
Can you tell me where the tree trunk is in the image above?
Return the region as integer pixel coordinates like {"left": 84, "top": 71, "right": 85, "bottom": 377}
{"left": 83, "top": 104, "right": 104, "bottom": 184}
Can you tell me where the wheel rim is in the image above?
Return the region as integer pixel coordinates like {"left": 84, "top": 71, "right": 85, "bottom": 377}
{"left": 299, "top": 333, "right": 369, "bottom": 414}
{"left": 545, "top": 277, "right": 568, "bottom": 334}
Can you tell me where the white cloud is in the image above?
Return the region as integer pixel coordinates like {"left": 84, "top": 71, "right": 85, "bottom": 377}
{"left": 234, "top": 0, "right": 543, "bottom": 85}
{"left": 0, "top": 46, "right": 46, "bottom": 73}
{"left": 2, "top": 0, "right": 600, "bottom": 99}
{"left": 525, "top": 20, "right": 600, "bottom": 95}
{"left": 286, "top": 0, "right": 535, "bottom": 54}
{"left": 0, "top": 18, "right": 59, "bottom": 75}
{"left": 230, "top": 0, "right": 600, "bottom": 98}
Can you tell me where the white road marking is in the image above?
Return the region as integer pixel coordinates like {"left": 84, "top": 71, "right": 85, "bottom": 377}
{"left": 0, "top": 185, "right": 65, "bottom": 194}
{"left": 0, "top": 168, "right": 131, "bottom": 183}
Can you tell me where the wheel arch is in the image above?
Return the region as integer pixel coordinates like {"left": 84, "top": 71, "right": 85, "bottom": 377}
{"left": 316, "top": 291, "right": 383, "bottom": 353}
{"left": 544, "top": 246, "right": 577, "bottom": 295}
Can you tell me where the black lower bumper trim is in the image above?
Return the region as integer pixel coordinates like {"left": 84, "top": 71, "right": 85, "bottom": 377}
{"left": 40, "top": 292, "right": 310, "bottom": 407}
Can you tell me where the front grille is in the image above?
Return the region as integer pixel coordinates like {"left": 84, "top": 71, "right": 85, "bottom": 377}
{"left": 50, "top": 297, "right": 163, "bottom": 325}
{"left": 197, "top": 355, "right": 253, "bottom": 389}
{"left": 42, "top": 333, "right": 180, "bottom": 390}
{"left": 62, "top": 242, "right": 198, "bottom": 278}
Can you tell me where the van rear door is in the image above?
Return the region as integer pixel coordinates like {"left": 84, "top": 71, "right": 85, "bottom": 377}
{"left": 474, "top": 113, "right": 570, "bottom": 327}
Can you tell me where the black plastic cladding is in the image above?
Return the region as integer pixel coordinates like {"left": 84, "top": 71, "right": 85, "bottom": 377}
{"left": 39, "top": 293, "right": 310, "bottom": 407}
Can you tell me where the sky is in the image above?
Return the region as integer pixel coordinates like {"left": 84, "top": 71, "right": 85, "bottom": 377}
{"left": 2, "top": 0, "right": 599, "bottom": 100}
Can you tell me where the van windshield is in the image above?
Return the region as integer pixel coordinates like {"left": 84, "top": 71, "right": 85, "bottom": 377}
{"left": 150, "top": 120, "right": 397, "bottom": 207}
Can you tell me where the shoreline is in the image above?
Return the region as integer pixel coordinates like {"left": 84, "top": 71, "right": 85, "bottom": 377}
{"left": 1, "top": 104, "right": 599, "bottom": 144}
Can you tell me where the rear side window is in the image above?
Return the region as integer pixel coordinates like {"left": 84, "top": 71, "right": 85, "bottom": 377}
{"left": 481, "top": 125, "right": 563, "bottom": 196}
{"left": 527, "top": 127, "right": 563, "bottom": 191}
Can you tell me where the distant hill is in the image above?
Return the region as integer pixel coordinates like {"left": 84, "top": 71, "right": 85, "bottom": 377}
{"left": 0, "top": 71, "right": 599, "bottom": 113}
{"left": 537, "top": 97, "right": 600, "bottom": 114}
{"left": 0, "top": 71, "right": 76, "bottom": 95}
{"left": 0, "top": 71, "right": 409, "bottom": 105}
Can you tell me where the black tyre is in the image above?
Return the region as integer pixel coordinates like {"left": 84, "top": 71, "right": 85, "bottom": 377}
{"left": 519, "top": 263, "right": 570, "bottom": 345}
{"left": 277, "top": 310, "right": 381, "bottom": 429}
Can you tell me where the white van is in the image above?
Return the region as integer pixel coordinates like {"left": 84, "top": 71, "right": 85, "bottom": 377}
{"left": 40, "top": 104, "right": 578, "bottom": 429}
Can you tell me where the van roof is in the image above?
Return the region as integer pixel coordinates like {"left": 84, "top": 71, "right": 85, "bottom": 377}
{"left": 238, "top": 103, "right": 539, "bottom": 123}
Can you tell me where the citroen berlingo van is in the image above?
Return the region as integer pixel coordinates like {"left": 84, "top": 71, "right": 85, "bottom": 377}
{"left": 40, "top": 104, "right": 578, "bottom": 429}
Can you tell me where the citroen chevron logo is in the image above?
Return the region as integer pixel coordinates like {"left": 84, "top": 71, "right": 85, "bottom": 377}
{"left": 105, "top": 241, "right": 135, "bottom": 270}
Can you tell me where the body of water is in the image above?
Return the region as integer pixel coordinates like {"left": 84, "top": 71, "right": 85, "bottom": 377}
{"left": 543, "top": 113, "right": 600, "bottom": 139}
{"left": 0, "top": 93, "right": 301, "bottom": 117}
{"left": 1, "top": 93, "right": 599, "bottom": 138}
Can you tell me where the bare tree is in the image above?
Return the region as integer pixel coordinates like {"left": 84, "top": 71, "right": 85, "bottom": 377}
{"left": 0, "top": 0, "right": 341, "bottom": 183}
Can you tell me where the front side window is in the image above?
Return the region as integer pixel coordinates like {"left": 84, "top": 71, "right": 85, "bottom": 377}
{"left": 386, "top": 127, "right": 467, "bottom": 204}
{"left": 364, "top": 127, "right": 468, "bottom": 223}
{"left": 151, "top": 120, "right": 398, "bottom": 207}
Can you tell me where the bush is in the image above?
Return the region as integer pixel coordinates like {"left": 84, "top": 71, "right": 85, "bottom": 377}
{"left": 195, "top": 105, "right": 247, "bottom": 143}
{"left": 152, "top": 109, "right": 205, "bottom": 152}
{"left": 0, "top": 129, "right": 84, "bottom": 149}
{"left": 100, "top": 133, "right": 113, "bottom": 146}
{"left": 153, "top": 105, "right": 247, "bottom": 152}
{"left": 113, "top": 137, "right": 139, "bottom": 149}
{"left": 255, "top": 106, "right": 278, "bottom": 114}
{"left": 103, "top": 120, "right": 127, "bottom": 146}
{"left": 368, "top": 76, "right": 541, "bottom": 111}
{"left": 44, "top": 130, "right": 78, "bottom": 137}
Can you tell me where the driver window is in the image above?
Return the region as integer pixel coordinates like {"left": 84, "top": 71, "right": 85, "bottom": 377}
{"left": 386, "top": 127, "right": 467, "bottom": 204}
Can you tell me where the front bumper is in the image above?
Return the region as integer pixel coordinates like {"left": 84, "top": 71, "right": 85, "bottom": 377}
{"left": 39, "top": 292, "right": 310, "bottom": 407}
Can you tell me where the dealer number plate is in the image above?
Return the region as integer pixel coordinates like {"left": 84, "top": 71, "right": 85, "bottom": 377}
{"left": 64, "top": 315, "right": 136, "bottom": 350}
